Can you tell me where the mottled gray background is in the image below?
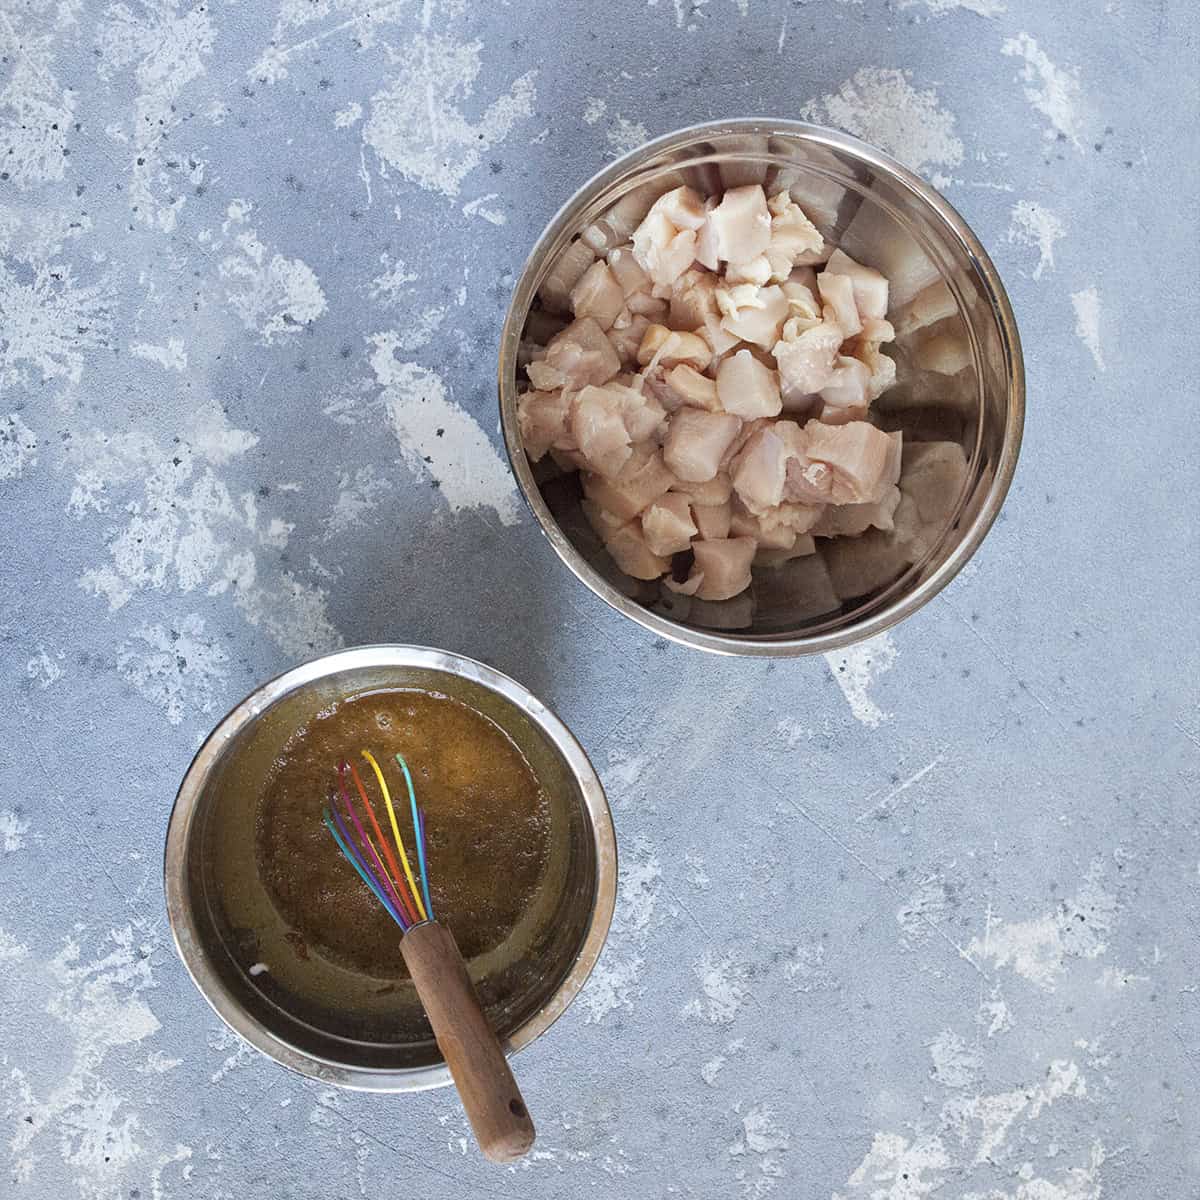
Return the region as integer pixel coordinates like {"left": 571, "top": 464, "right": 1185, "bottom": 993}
{"left": 2, "top": 1, "right": 1197, "bottom": 1197}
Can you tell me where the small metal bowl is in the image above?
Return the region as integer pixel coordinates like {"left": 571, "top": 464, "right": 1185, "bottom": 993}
{"left": 164, "top": 645, "right": 615, "bottom": 1092}
{"left": 499, "top": 119, "right": 1024, "bottom": 655}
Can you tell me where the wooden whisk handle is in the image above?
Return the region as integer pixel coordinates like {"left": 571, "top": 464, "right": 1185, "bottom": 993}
{"left": 400, "top": 920, "right": 536, "bottom": 1163}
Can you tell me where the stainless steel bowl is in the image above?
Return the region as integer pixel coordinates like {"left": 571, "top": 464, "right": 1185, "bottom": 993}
{"left": 164, "top": 645, "right": 615, "bottom": 1092}
{"left": 499, "top": 119, "right": 1024, "bottom": 655}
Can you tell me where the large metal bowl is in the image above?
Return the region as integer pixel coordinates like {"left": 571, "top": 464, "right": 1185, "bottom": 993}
{"left": 499, "top": 119, "right": 1024, "bottom": 655}
{"left": 164, "top": 645, "right": 615, "bottom": 1092}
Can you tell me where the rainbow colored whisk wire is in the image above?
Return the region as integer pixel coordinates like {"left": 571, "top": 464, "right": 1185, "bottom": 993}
{"left": 322, "top": 750, "right": 434, "bottom": 931}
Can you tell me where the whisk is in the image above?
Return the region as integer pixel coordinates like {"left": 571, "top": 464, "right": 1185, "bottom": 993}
{"left": 323, "top": 749, "right": 536, "bottom": 1163}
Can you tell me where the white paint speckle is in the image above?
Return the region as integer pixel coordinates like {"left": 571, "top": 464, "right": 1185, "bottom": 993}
{"left": 326, "top": 465, "right": 393, "bottom": 538}
{"left": 801, "top": 69, "right": 964, "bottom": 177}
{"left": 967, "top": 865, "right": 1117, "bottom": 989}
{"left": 1, "top": 412, "right": 38, "bottom": 480}
{"left": 1008, "top": 200, "right": 1065, "bottom": 280}
{"left": 130, "top": 338, "right": 188, "bottom": 372}
{"left": 0, "top": 263, "right": 112, "bottom": 389}
{"left": 731, "top": 1104, "right": 790, "bottom": 1155}
{"left": 334, "top": 101, "right": 363, "bottom": 128}
{"left": 824, "top": 632, "right": 898, "bottom": 727}
{"left": 583, "top": 97, "right": 607, "bottom": 125}
{"left": 683, "top": 950, "right": 749, "bottom": 1025}
{"left": 462, "top": 193, "right": 506, "bottom": 225}
{"left": 898, "top": 0, "right": 1004, "bottom": 15}
{"left": 25, "top": 644, "right": 64, "bottom": 688}
{"left": 581, "top": 844, "right": 662, "bottom": 1023}
{"left": 364, "top": 34, "right": 535, "bottom": 198}
{"left": 95, "top": 1, "right": 215, "bottom": 231}
{"left": 606, "top": 115, "right": 649, "bottom": 158}
{"left": 897, "top": 875, "right": 950, "bottom": 947}
{"left": 1070, "top": 286, "right": 1105, "bottom": 370}
{"left": 0, "top": 925, "right": 30, "bottom": 962}
{"left": 219, "top": 225, "right": 327, "bottom": 343}
{"left": 1002, "top": 33, "right": 1085, "bottom": 148}
{"left": 116, "top": 614, "right": 229, "bottom": 726}
{"left": 927, "top": 1029, "right": 980, "bottom": 1088}
{"left": 371, "top": 335, "right": 522, "bottom": 525}
{"left": 1, "top": 809, "right": 30, "bottom": 852}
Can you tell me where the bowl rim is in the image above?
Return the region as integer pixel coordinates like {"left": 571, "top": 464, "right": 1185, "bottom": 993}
{"left": 163, "top": 643, "right": 617, "bottom": 1092}
{"left": 498, "top": 117, "right": 1025, "bottom": 657}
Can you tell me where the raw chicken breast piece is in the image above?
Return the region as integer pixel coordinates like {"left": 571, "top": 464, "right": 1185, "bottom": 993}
{"left": 810, "top": 486, "right": 901, "bottom": 536}
{"left": 604, "top": 521, "right": 671, "bottom": 580}
{"left": 818, "top": 355, "right": 872, "bottom": 423}
{"left": 663, "top": 409, "right": 742, "bottom": 482}
{"left": 816, "top": 271, "right": 863, "bottom": 338}
{"left": 636, "top": 325, "right": 712, "bottom": 372}
{"left": 539, "top": 239, "right": 596, "bottom": 313}
{"left": 730, "top": 427, "right": 788, "bottom": 514}
{"left": 773, "top": 319, "right": 843, "bottom": 398}
{"left": 527, "top": 316, "right": 621, "bottom": 391}
{"left": 670, "top": 472, "right": 733, "bottom": 505}
{"left": 607, "top": 313, "right": 651, "bottom": 367}
{"left": 669, "top": 270, "right": 720, "bottom": 330}
{"left": 694, "top": 196, "right": 721, "bottom": 270}
{"left": 755, "top": 534, "right": 817, "bottom": 567}
{"left": 517, "top": 388, "right": 572, "bottom": 461}
{"left": 641, "top": 493, "right": 698, "bottom": 556}
{"left": 632, "top": 212, "right": 698, "bottom": 287}
{"left": 766, "top": 191, "right": 824, "bottom": 269}
{"left": 707, "top": 185, "right": 772, "bottom": 265}
{"left": 570, "top": 261, "right": 625, "bottom": 329}
{"left": 691, "top": 499, "right": 733, "bottom": 540}
{"left": 581, "top": 498, "right": 626, "bottom": 540}
{"left": 607, "top": 246, "right": 650, "bottom": 297}
{"left": 725, "top": 256, "right": 772, "bottom": 287}
{"left": 719, "top": 284, "right": 789, "bottom": 348}
{"left": 803, "top": 419, "right": 894, "bottom": 504}
{"left": 689, "top": 537, "right": 757, "bottom": 601}
{"left": 717, "top": 349, "right": 783, "bottom": 419}
{"left": 731, "top": 502, "right": 796, "bottom": 550}
{"left": 570, "top": 385, "right": 633, "bottom": 478}
{"left": 645, "top": 364, "right": 721, "bottom": 413}
{"left": 581, "top": 443, "right": 676, "bottom": 520}
{"left": 823, "top": 249, "right": 889, "bottom": 321}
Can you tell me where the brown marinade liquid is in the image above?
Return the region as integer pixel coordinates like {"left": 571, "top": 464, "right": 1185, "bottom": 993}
{"left": 255, "top": 689, "right": 551, "bottom": 978}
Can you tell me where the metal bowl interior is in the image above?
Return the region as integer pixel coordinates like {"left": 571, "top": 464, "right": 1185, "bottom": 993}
{"left": 499, "top": 120, "right": 1024, "bottom": 655}
{"left": 164, "top": 646, "right": 615, "bottom": 1092}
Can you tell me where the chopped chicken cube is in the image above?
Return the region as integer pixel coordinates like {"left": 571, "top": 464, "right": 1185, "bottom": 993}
{"left": 604, "top": 521, "right": 672, "bottom": 580}
{"left": 581, "top": 443, "right": 675, "bottom": 520}
{"left": 650, "top": 185, "right": 709, "bottom": 231}
{"left": 810, "top": 486, "right": 901, "bottom": 536}
{"left": 815, "top": 271, "right": 863, "bottom": 339}
{"left": 625, "top": 291, "right": 669, "bottom": 320}
{"left": 648, "top": 363, "right": 721, "bottom": 413}
{"left": 823, "top": 249, "right": 889, "bottom": 321}
{"left": 607, "top": 313, "right": 651, "bottom": 367}
{"left": 730, "top": 426, "right": 788, "bottom": 514}
{"left": 803, "top": 420, "right": 895, "bottom": 504}
{"left": 570, "top": 385, "right": 633, "bottom": 478}
{"left": 755, "top": 534, "right": 817, "bottom": 566}
{"left": 817, "top": 355, "right": 872, "bottom": 423}
{"left": 570, "top": 261, "right": 625, "bottom": 330}
{"left": 517, "top": 388, "right": 572, "bottom": 462}
{"left": 688, "top": 537, "right": 757, "bottom": 601}
{"left": 717, "top": 349, "right": 783, "bottom": 419}
{"left": 852, "top": 338, "right": 898, "bottom": 401}
{"left": 772, "top": 319, "right": 843, "bottom": 398}
{"left": 730, "top": 503, "right": 795, "bottom": 550}
{"left": 840, "top": 201, "right": 939, "bottom": 307}
{"left": 697, "top": 311, "right": 742, "bottom": 357}
{"left": 636, "top": 325, "right": 712, "bottom": 372}
{"left": 694, "top": 196, "right": 720, "bottom": 270}
{"left": 641, "top": 493, "right": 698, "bottom": 556}
{"left": 581, "top": 498, "right": 626, "bottom": 540}
{"left": 527, "top": 316, "right": 621, "bottom": 391}
{"left": 766, "top": 191, "right": 824, "bottom": 269}
{"left": 719, "top": 284, "right": 789, "bottom": 348}
{"left": 691, "top": 499, "right": 733, "bottom": 540}
{"left": 707, "top": 185, "right": 772, "bottom": 265}
{"left": 538, "top": 239, "right": 596, "bottom": 314}
{"left": 670, "top": 472, "right": 733, "bottom": 505}
{"left": 632, "top": 212, "right": 698, "bottom": 287}
{"left": 606, "top": 246, "right": 650, "bottom": 297}
{"left": 663, "top": 409, "right": 742, "bottom": 482}
{"left": 607, "top": 381, "right": 668, "bottom": 443}
{"left": 669, "top": 270, "right": 720, "bottom": 330}
{"left": 725, "top": 255, "right": 772, "bottom": 287}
